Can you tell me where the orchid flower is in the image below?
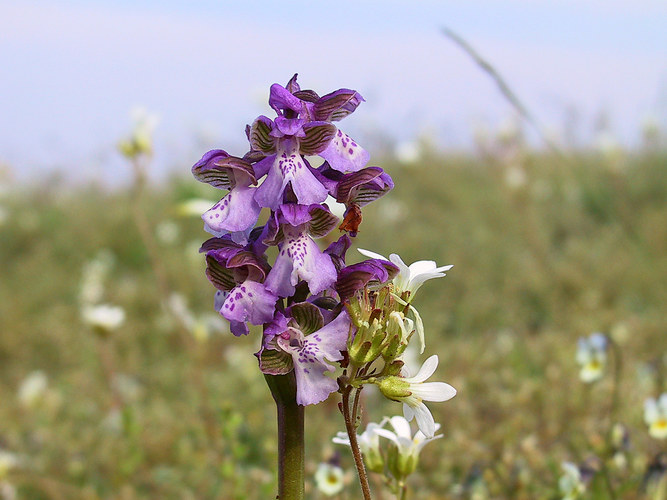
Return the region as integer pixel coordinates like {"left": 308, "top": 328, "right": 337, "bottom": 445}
{"left": 274, "top": 309, "right": 352, "bottom": 405}
{"left": 263, "top": 204, "right": 339, "bottom": 297}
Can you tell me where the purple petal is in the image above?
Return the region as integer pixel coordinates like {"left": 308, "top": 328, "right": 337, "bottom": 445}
{"left": 299, "top": 122, "right": 337, "bottom": 155}
{"left": 253, "top": 155, "right": 289, "bottom": 210}
{"left": 285, "top": 74, "right": 300, "bottom": 94}
{"left": 274, "top": 116, "right": 307, "bottom": 138}
{"left": 229, "top": 320, "right": 250, "bottom": 337}
{"left": 249, "top": 116, "right": 276, "bottom": 154}
{"left": 306, "top": 205, "right": 339, "bottom": 238}
{"left": 202, "top": 184, "right": 261, "bottom": 233}
{"left": 263, "top": 244, "right": 297, "bottom": 297}
{"left": 220, "top": 279, "right": 277, "bottom": 327}
{"left": 312, "top": 89, "right": 364, "bottom": 122}
{"left": 336, "top": 259, "right": 399, "bottom": 300}
{"left": 324, "top": 234, "right": 351, "bottom": 272}
{"left": 254, "top": 142, "right": 328, "bottom": 209}
{"left": 262, "top": 312, "right": 289, "bottom": 345}
{"left": 319, "top": 129, "right": 370, "bottom": 173}
{"left": 269, "top": 83, "right": 304, "bottom": 115}
{"left": 279, "top": 204, "right": 312, "bottom": 227}
{"left": 265, "top": 230, "right": 337, "bottom": 297}
{"left": 335, "top": 167, "right": 394, "bottom": 206}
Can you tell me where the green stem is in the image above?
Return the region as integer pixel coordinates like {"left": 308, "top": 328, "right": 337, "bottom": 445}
{"left": 608, "top": 338, "right": 623, "bottom": 431}
{"left": 398, "top": 482, "right": 408, "bottom": 500}
{"left": 265, "top": 372, "right": 304, "bottom": 500}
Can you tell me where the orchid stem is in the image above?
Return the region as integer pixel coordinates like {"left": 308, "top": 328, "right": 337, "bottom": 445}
{"left": 342, "top": 385, "right": 372, "bottom": 500}
{"left": 265, "top": 372, "right": 304, "bottom": 500}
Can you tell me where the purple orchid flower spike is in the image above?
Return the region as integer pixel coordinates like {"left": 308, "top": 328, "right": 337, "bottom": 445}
{"left": 204, "top": 240, "right": 277, "bottom": 336}
{"left": 260, "top": 303, "right": 353, "bottom": 405}
{"left": 192, "top": 150, "right": 262, "bottom": 242}
{"left": 263, "top": 204, "right": 339, "bottom": 298}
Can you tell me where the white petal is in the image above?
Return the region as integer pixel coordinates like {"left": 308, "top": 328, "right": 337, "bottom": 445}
{"left": 389, "top": 254, "right": 411, "bottom": 291}
{"left": 407, "top": 272, "right": 446, "bottom": 295}
{"left": 332, "top": 432, "right": 351, "bottom": 446}
{"left": 410, "top": 382, "right": 457, "bottom": 402}
{"left": 658, "top": 393, "right": 667, "bottom": 413}
{"left": 576, "top": 339, "right": 591, "bottom": 364}
{"left": 402, "top": 402, "right": 415, "bottom": 422}
{"left": 645, "top": 398, "right": 659, "bottom": 424}
{"left": 358, "top": 248, "right": 388, "bottom": 261}
{"left": 374, "top": 428, "right": 401, "bottom": 447}
{"left": 414, "top": 433, "right": 443, "bottom": 454}
{"left": 410, "top": 402, "right": 436, "bottom": 438}
{"left": 408, "top": 304, "right": 425, "bottom": 354}
{"left": 407, "top": 260, "right": 438, "bottom": 275}
{"left": 389, "top": 415, "right": 413, "bottom": 440}
{"left": 405, "top": 355, "right": 439, "bottom": 384}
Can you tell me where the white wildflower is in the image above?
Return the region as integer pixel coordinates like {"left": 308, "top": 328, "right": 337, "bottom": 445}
{"left": 576, "top": 332, "right": 608, "bottom": 383}
{"left": 314, "top": 463, "right": 345, "bottom": 497}
{"left": 333, "top": 418, "right": 388, "bottom": 472}
{"left": 17, "top": 371, "right": 48, "bottom": 409}
{"left": 374, "top": 415, "right": 442, "bottom": 477}
{"left": 82, "top": 304, "right": 125, "bottom": 335}
{"left": 559, "top": 462, "right": 585, "bottom": 500}
{"left": 644, "top": 393, "right": 667, "bottom": 440}
{"left": 378, "top": 355, "right": 456, "bottom": 438}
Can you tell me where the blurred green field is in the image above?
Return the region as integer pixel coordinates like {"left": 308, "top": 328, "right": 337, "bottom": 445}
{"left": 0, "top": 146, "right": 666, "bottom": 499}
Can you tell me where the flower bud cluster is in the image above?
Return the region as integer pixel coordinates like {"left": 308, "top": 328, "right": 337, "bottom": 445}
{"left": 346, "top": 285, "right": 412, "bottom": 371}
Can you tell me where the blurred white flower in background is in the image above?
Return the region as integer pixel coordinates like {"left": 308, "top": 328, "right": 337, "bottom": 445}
{"left": 333, "top": 418, "right": 388, "bottom": 473}
{"left": 167, "top": 292, "right": 226, "bottom": 343}
{"left": 374, "top": 415, "right": 442, "bottom": 478}
{"left": 118, "top": 106, "right": 160, "bottom": 159}
{"left": 644, "top": 393, "right": 667, "bottom": 440}
{"left": 17, "top": 370, "right": 48, "bottom": 409}
{"left": 394, "top": 141, "right": 420, "bottom": 164}
{"left": 504, "top": 165, "right": 527, "bottom": 190}
{"left": 111, "top": 373, "right": 144, "bottom": 404}
{"left": 82, "top": 304, "right": 126, "bottom": 336}
{"left": 177, "top": 198, "right": 218, "bottom": 218}
{"left": 155, "top": 220, "right": 180, "bottom": 245}
{"left": 576, "top": 332, "right": 608, "bottom": 383}
{"left": 0, "top": 450, "right": 19, "bottom": 481}
{"left": 314, "top": 462, "right": 345, "bottom": 497}
{"left": 79, "top": 249, "right": 115, "bottom": 306}
{"left": 559, "top": 462, "right": 586, "bottom": 500}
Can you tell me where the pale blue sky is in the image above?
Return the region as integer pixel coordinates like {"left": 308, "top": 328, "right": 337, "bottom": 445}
{"left": 1, "top": 0, "right": 666, "bottom": 184}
